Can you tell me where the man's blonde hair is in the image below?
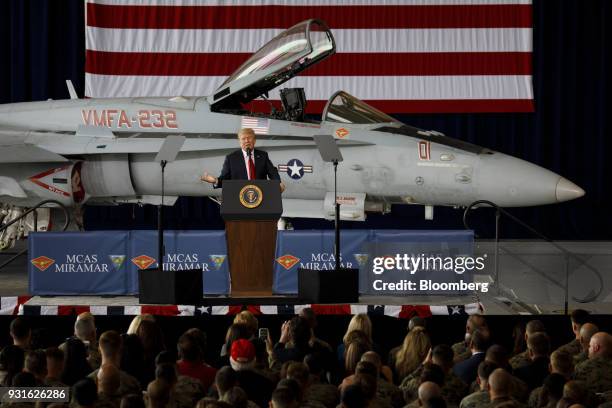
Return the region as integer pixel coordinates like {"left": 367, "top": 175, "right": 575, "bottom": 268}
{"left": 238, "top": 128, "right": 256, "bottom": 138}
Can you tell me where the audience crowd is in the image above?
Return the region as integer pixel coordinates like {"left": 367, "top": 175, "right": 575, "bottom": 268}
{"left": 1, "top": 309, "right": 611, "bottom": 408}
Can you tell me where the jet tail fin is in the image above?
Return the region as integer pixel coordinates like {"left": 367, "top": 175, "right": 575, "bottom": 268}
{"left": 66, "top": 80, "right": 78, "bottom": 99}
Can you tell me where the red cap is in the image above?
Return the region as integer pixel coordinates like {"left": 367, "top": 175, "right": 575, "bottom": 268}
{"left": 230, "top": 339, "right": 255, "bottom": 363}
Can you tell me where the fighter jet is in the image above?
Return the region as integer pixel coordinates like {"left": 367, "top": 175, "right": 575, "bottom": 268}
{"left": 0, "top": 19, "right": 584, "bottom": 248}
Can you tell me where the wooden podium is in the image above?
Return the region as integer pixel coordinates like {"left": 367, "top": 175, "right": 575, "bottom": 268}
{"left": 220, "top": 180, "right": 282, "bottom": 297}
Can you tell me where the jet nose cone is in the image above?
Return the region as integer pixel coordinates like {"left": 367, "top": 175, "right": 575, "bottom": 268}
{"left": 556, "top": 177, "right": 585, "bottom": 202}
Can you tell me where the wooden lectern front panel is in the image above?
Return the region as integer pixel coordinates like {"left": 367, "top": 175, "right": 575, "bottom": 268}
{"left": 225, "top": 220, "right": 277, "bottom": 296}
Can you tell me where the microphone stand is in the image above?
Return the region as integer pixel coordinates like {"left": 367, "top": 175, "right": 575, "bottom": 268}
{"left": 158, "top": 159, "right": 167, "bottom": 270}
{"left": 334, "top": 159, "right": 341, "bottom": 271}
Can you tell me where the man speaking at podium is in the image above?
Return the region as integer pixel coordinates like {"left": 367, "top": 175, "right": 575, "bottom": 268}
{"left": 201, "top": 128, "right": 285, "bottom": 192}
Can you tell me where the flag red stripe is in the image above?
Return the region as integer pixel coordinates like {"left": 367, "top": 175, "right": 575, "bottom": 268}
{"left": 141, "top": 305, "right": 180, "bottom": 316}
{"left": 244, "top": 99, "right": 535, "bottom": 114}
{"left": 58, "top": 306, "right": 91, "bottom": 316}
{"left": 86, "top": 3, "right": 532, "bottom": 29}
{"left": 86, "top": 50, "right": 532, "bottom": 76}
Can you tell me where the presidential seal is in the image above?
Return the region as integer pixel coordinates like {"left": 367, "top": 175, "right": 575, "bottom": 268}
{"left": 239, "top": 184, "right": 263, "bottom": 208}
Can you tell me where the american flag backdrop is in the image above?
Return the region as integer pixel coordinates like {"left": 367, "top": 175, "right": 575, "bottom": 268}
{"left": 84, "top": 0, "right": 533, "bottom": 113}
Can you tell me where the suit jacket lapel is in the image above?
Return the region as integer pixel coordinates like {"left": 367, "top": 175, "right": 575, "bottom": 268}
{"left": 235, "top": 150, "right": 248, "bottom": 179}
{"left": 254, "top": 150, "right": 264, "bottom": 178}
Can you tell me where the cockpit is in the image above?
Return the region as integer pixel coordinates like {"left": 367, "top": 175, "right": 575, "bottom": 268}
{"left": 210, "top": 19, "right": 335, "bottom": 113}
{"left": 210, "top": 19, "right": 487, "bottom": 155}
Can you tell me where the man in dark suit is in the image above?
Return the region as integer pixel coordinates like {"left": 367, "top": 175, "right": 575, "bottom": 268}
{"left": 201, "top": 128, "right": 284, "bottom": 191}
{"left": 453, "top": 328, "right": 489, "bottom": 385}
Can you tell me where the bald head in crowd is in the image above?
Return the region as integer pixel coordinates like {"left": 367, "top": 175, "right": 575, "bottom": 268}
{"left": 97, "top": 363, "right": 121, "bottom": 396}
{"left": 525, "top": 320, "right": 546, "bottom": 337}
{"left": 99, "top": 331, "right": 122, "bottom": 365}
{"left": 418, "top": 381, "right": 442, "bottom": 405}
{"left": 477, "top": 361, "right": 499, "bottom": 390}
{"left": 486, "top": 345, "right": 510, "bottom": 368}
{"left": 75, "top": 313, "right": 96, "bottom": 344}
{"left": 588, "top": 332, "right": 612, "bottom": 359}
{"left": 360, "top": 351, "right": 382, "bottom": 373}
{"left": 579, "top": 323, "right": 599, "bottom": 352}
{"left": 146, "top": 380, "right": 170, "bottom": 408}
{"left": 563, "top": 380, "right": 587, "bottom": 405}
{"left": 550, "top": 350, "right": 574, "bottom": 378}
{"left": 527, "top": 332, "right": 550, "bottom": 359}
{"left": 487, "top": 368, "right": 513, "bottom": 400}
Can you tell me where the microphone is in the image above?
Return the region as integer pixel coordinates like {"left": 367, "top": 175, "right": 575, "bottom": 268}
{"left": 246, "top": 147, "right": 252, "bottom": 157}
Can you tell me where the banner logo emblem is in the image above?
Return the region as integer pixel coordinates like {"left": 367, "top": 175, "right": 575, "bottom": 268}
{"left": 31, "top": 256, "right": 55, "bottom": 272}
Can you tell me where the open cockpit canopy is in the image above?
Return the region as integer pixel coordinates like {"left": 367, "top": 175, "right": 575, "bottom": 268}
{"left": 210, "top": 19, "right": 335, "bottom": 111}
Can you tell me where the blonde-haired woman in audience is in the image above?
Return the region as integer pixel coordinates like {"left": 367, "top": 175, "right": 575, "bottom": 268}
{"left": 392, "top": 326, "right": 431, "bottom": 383}
{"left": 342, "top": 314, "right": 373, "bottom": 345}
{"left": 233, "top": 310, "right": 259, "bottom": 338}
{"left": 337, "top": 314, "right": 376, "bottom": 376}
{"left": 126, "top": 314, "right": 155, "bottom": 335}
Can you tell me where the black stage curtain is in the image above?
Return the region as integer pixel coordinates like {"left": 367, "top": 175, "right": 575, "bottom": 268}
{"left": 1, "top": 0, "right": 610, "bottom": 239}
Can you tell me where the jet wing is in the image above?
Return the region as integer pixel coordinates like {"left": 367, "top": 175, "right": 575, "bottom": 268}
{"left": 0, "top": 176, "right": 27, "bottom": 198}
{"left": 0, "top": 144, "right": 68, "bottom": 163}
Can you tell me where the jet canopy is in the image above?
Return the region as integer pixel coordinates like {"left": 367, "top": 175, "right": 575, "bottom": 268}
{"left": 322, "top": 91, "right": 402, "bottom": 125}
{"left": 211, "top": 19, "right": 335, "bottom": 110}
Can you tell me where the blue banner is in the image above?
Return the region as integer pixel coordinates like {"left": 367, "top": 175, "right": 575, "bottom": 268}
{"left": 29, "top": 231, "right": 131, "bottom": 295}
{"left": 29, "top": 229, "right": 474, "bottom": 297}
{"left": 273, "top": 230, "right": 370, "bottom": 294}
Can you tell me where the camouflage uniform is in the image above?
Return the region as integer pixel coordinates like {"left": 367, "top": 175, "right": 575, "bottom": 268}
{"left": 574, "top": 357, "right": 612, "bottom": 395}
{"left": 443, "top": 372, "right": 469, "bottom": 408}
{"left": 452, "top": 342, "right": 471, "bottom": 364}
{"left": 400, "top": 367, "right": 468, "bottom": 407}
{"left": 510, "top": 376, "right": 529, "bottom": 403}
{"left": 485, "top": 396, "right": 526, "bottom": 408}
{"left": 87, "top": 369, "right": 141, "bottom": 397}
{"left": 509, "top": 351, "right": 530, "bottom": 370}
{"left": 573, "top": 350, "right": 587, "bottom": 366}
{"left": 555, "top": 338, "right": 581, "bottom": 357}
{"left": 305, "top": 383, "right": 339, "bottom": 408}
{"left": 460, "top": 390, "right": 490, "bottom": 408}
{"left": 377, "top": 378, "right": 404, "bottom": 408}
{"left": 399, "top": 366, "right": 422, "bottom": 403}
{"left": 173, "top": 375, "right": 205, "bottom": 408}
{"left": 403, "top": 399, "right": 421, "bottom": 408}
{"left": 368, "top": 397, "right": 393, "bottom": 408}
{"left": 527, "top": 386, "right": 541, "bottom": 408}
{"left": 300, "top": 400, "right": 327, "bottom": 408}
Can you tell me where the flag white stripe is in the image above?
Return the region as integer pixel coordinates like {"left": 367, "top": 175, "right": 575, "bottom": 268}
{"left": 383, "top": 305, "right": 402, "bottom": 318}
{"left": 0, "top": 297, "right": 18, "bottom": 315}
{"left": 41, "top": 306, "right": 59, "bottom": 315}
{"left": 89, "top": 0, "right": 531, "bottom": 6}
{"left": 259, "top": 305, "right": 278, "bottom": 315}
{"left": 350, "top": 305, "right": 369, "bottom": 315}
{"left": 90, "top": 306, "right": 108, "bottom": 315}
{"left": 293, "top": 305, "right": 311, "bottom": 315}
{"left": 124, "top": 306, "right": 142, "bottom": 315}
{"left": 86, "top": 73, "right": 533, "bottom": 100}
{"left": 429, "top": 305, "right": 450, "bottom": 315}
{"left": 86, "top": 27, "right": 532, "bottom": 53}
{"left": 178, "top": 305, "right": 196, "bottom": 316}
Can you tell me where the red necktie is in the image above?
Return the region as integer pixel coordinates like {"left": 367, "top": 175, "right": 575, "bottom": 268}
{"left": 248, "top": 154, "right": 256, "bottom": 180}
